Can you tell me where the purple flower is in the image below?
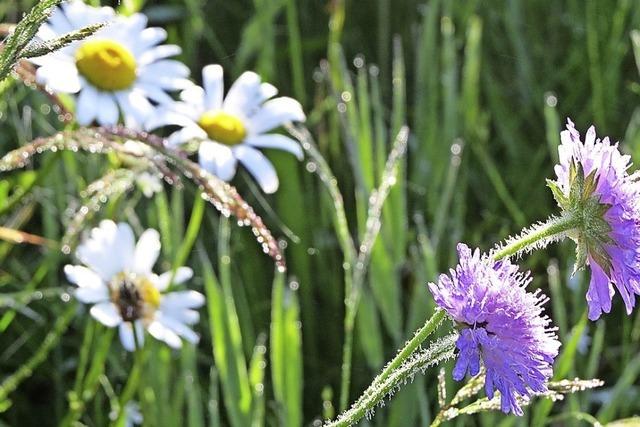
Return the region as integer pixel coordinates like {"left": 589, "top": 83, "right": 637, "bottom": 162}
{"left": 429, "top": 244, "right": 560, "bottom": 415}
{"left": 552, "top": 118, "right": 640, "bottom": 320}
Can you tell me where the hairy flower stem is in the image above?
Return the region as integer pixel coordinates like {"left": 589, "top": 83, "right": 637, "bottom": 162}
{"left": 329, "top": 309, "right": 446, "bottom": 425}
{"left": 492, "top": 213, "right": 580, "bottom": 261}
{"left": 326, "top": 334, "right": 457, "bottom": 427}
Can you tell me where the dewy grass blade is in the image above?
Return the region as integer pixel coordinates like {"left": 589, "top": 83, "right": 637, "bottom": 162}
{"left": 270, "top": 269, "right": 303, "bottom": 427}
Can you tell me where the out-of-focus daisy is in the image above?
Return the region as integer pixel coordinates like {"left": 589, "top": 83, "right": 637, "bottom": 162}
{"left": 122, "top": 140, "right": 164, "bottom": 198}
{"left": 429, "top": 244, "right": 560, "bottom": 415}
{"left": 124, "top": 401, "right": 143, "bottom": 427}
{"left": 146, "top": 64, "right": 305, "bottom": 193}
{"left": 64, "top": 220, "right": 204, "bottom": 350}
{"left": 550, "top": 119, "right": 640, "bottom": 320}
{"left": 31, "top": 1, "right": 191, "bottom": 128}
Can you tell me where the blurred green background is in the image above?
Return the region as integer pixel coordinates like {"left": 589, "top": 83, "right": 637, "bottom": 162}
{"left": 1, "top": 0, "right": 640, "bottom": 425}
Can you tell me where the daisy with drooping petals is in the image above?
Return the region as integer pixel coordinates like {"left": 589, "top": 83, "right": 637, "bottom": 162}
{"left": 550, "top": 119, "right": 640, "bottom": 320}
{"left": 146, "top": 64, "right": 306, "bottom": 193}
{"left": 32, "top": 1, "right": 192, "bottom": 128}
{"left": 429, "top": 244, "right": 560, "bottom": 415}
{"left": 65, "top": 220, "right": 204, "bottom": 350}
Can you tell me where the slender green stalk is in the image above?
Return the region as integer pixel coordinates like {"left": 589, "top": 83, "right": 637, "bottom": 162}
{"left": 491, "top": 214, "right": 580, "bottom": 261}
{"left": 355, "top": 308, "right": 446, "bottom": 402}
{"left": 0, "top": 304, "right": 75, "bottom": 404}
{"left": 326, "top": 334, "right": 457, "bottom": 427}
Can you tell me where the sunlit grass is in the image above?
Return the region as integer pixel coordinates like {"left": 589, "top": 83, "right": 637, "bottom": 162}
{"left": 1, "top": 0, "right": 640, "bottom": 426}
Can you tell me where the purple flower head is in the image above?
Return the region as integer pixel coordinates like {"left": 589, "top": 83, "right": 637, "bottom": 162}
{"left": 551, "top": 118, "right": 640, "bottom": 320}
{"left": 429, "top": 244, "right": 560, "bottom": 415}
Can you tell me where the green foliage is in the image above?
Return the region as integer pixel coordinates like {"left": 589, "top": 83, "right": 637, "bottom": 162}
{"left": 1, "top": 0, "right": 640, "bottom": 426}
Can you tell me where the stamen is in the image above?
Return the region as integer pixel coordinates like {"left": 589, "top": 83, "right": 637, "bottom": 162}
{"left": 75, "top": 39, "right": 137, "bottom": 91}
{"left": 198, "top": 111, "right": 246, "bottom": 145}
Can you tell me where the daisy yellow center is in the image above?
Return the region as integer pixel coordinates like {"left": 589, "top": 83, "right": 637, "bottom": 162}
{"left": 110, "top": 273, "right": 161, "bottom": 322}
{"left": 75, "top": 39, "right": 137, "bottom": 91}
{"left": 198, "top": 111, "right": 246, "bottom": 145}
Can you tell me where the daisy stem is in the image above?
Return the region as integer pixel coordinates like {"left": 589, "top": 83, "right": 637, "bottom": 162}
{"left": 492, "top": 213, "right": 580, "bottom": 261}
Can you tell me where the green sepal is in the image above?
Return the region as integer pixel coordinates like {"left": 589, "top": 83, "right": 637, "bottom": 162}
{"left": 546, "top": 179, "right": 569, "bottom": 209}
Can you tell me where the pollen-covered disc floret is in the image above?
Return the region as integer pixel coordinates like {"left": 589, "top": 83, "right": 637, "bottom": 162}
{"left": 145, "top": 64, "right": 306, "bottom": 194}
{"left": 551, "top": 118, "right": 640, "bottom": 320}
{"left": 64, "top": 221, "right": 204, "bottom": 351}
{"left": 429, "top": 243, "right": 560, "bottom": 415}
{"left": 31, "top": 1, "right": 192, "bottom": 128}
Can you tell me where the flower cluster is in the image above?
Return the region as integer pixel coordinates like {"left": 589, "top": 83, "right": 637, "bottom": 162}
{"left": 551, "top": 119, "right": 640, "bottom": 320}
{"left": 429, "top": 244, "right": 560, "bottom": 415}
{"left": 32, "top": 1, "right": 306, "bottom": 194}
{"left": 22, "top": 0, "right": 638, "bottom": 423}
{"left": 65, "top": 221, "right": 204, "bottom": 350}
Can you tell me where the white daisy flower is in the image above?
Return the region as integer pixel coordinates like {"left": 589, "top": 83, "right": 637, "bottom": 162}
{"left": 64, "top": 220, "right": 204, "bottom": 351}
{"left": 31, "top": 1, "right": 192, "bottom": 128}
{"left": 146, "top": 64, "right": 306, "bottom": 194}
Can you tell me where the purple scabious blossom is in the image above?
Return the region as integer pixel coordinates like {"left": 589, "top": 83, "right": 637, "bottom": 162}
{"left": 552, "top": 118, "right": 640, "bottom": 320}
{"left": 429, "top": 244, "right": 560, "bottom": 415}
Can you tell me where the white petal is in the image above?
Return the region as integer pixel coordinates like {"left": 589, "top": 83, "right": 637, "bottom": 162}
{"left": 145, "top": 108, "right": 199, "bottom": 131}
{"left": 167, "top": 126, "right": 207, "bottom": 148}
{"left": 132, "top": 229, "right": 161, "bottom": 274}
{"left": 134, "top": 27, "right": 168, "bottom": 54}
{"left": 222, "top": 71, "right": 261, "bottom": 115}
{"left": 156, "top": 313, "right": 199, "bottom": 343}
{"left": 36, "top": 63, "right": 82, "bottom": 93}
{"left": 64, "top": 265, "right": 103, "bottom": 288}
{"left": 138, "top": 74, "right": 192, "bottom": 91}
{"left": 138, "top": 45, "right": 182, "bottom": 66}
{"left": 75, "top": 85, "right": 99, "bottom": 125}
{"left": 139, "top": 60, "right": 190, "bottom": 80}
{"left": 198, "top": 141, "right": 237, "bottom": 181}
{"left": 233, "top": 145, "right": 279, "bottom": 193}
{"left": 161, "top": 290, "right": 205, "bottom": 309}
{"left": 118, "top": 321, "right": 144, "bottom": 352}
{"left": 244, "top": 134, "right": 303, "bottom": 159}
{"left": 135, "top": 82, "right": 174, "bottom": 105}
{"left": 202, "top": 65, "right": 224, "bottom": 111}
{"left": 155, "top": 267, "right": 194, "bottom": 291}
{"left": 116, "top": 90, "right": 154, "bottom": 130}
{"left": 180, "top": 85, "right": 205, "bottom": 107}
{"left": 246, "top": 97, "right": 306, "bottom": 134}
{"left": 47, "top": 6, "right": 73, "bottom": 34}
{"left": 76, "top": 220, "right": 135, "bottom": 281}
{"left": 75, "top": 287, "right": 109, "bottom": 304}
{"left": 147, "top": 320, "right": 182, "bottom": 348}
{"left": 90, "top": 302, "right": 122, "bottom": 327}
{"left": 97, "top": 92, "right": 120, "bottom": 126}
